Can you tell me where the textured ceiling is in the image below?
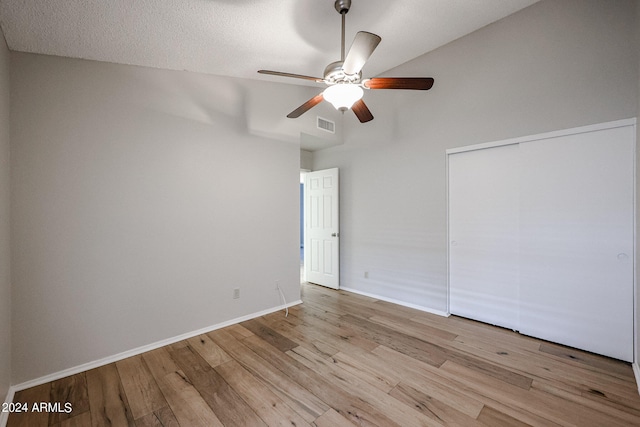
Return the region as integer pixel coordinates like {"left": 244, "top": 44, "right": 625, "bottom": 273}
{"left": 0, "top": 0, "right": 539, "bottom": 84}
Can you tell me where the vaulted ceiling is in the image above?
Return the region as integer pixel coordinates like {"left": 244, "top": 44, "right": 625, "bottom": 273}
{"left": 0, "top": 0, "right": 540, "bottom": 151}
{"left": 0, "top": 0, "right": 539, "bottom": 83}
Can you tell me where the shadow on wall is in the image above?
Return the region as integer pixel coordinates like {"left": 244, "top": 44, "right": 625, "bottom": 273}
{"left": 118, "top": 64, "right": 343, "bottom": 145}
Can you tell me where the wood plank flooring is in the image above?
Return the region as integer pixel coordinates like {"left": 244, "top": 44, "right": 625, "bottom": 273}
{"left": 8, "top": 283, "right": 640, "bottom": 426}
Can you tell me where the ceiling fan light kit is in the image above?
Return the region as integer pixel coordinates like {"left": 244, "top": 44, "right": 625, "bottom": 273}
{"left": 258, "top": 0, "right": 434, "bottom": 123}
{"left": 323, "top": 84, "right": 363, "bottom": 111}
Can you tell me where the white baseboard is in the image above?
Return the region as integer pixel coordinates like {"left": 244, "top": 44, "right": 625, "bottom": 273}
{"left": 0, "top": 386, "right": 16, "bottom": 427}
{"left": 340, "top": 287, "right": 449, "bottom": 317}
{"left": 9, "top": 300, "right": 302, "bottom": 396}
{"left": 633, "top": 362, "right": 640, "bottom": 396}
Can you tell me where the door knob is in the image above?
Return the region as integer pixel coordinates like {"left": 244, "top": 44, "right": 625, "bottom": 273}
{"left": 332, "top": 233, "right": 339, "bottom": 237}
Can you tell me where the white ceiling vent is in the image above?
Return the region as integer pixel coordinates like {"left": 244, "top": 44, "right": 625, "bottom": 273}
{"left": 317, "top": 116, "right": 335, "bottom": 134}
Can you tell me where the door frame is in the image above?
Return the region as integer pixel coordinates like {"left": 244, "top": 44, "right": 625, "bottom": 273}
{"left": 303, "top": 168, "right": 340, "bottom": 289}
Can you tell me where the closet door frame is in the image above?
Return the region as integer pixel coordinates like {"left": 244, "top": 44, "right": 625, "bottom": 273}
{"left": 445, "top": 118, "right": 636, "bottom": 360}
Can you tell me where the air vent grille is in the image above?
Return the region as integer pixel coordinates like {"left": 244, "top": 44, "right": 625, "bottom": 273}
{"left": 317, "top": 116, "right": 335, "bottom": 134}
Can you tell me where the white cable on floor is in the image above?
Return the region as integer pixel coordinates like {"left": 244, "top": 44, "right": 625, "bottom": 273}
{"left": 276, "top": 283, "right": 289, "bottom": 317}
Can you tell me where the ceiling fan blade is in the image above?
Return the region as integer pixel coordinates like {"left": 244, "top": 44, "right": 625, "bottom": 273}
{"left": 258, "top": 70, "right": 324, "bottom": 83}
{"left": 342, "top": 31, "right": 382, "bottom": 76}
{"left": 363, "top": 77, "right": 434, "bottom": 90}
{"left": 287, "top": 93, "right": 325, "bottom": 118}
{"left": 351, "top": 99, "right": 374, "bottom": 123}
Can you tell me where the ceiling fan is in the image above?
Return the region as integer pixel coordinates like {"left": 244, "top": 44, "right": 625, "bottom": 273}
{"left": 258, "top": 0, "right": 434, "bottom": 123}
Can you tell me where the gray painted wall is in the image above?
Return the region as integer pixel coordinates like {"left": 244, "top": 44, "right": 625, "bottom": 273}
{"left": 636, "top": 0, "right": 640, "bottom": 371}
{"left": 313, "top": 0, "right": 638, "bottom": 316}
{"left": 10, "top": 53, "right": 303, "bottom": 383}
{"left": 0, "top": 31, "right": 11, "bottom": 402}
{"left": 300, "top": 149, "right": 313, "bottom": 171}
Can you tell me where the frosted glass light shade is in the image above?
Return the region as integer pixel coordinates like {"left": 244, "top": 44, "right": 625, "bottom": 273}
{"left": 323, "top": 84, "right": 364, "bottom": 111}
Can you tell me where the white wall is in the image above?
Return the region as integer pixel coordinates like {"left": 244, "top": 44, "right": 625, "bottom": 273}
{"left": 10, "top": 53, "right": 304, "bottom": 384}
{"left": 0, "top": 33, "right": 11, "bottom": 402}
{"left": 313, "top": 0, "right": 639, "bottom": 314}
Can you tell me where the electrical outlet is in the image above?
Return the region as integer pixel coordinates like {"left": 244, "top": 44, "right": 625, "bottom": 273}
{"left": 364, "top": 271, "right": 369, "bottom": 279}
{"left": 233, "top": 288, "right": 240, "bottom": 299}
{"left": 275, "top": 280, "right": 280, "bottom": 290}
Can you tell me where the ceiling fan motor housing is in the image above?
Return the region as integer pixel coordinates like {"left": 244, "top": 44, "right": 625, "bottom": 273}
{"left": 335, "top": 0, "right": 351, "bottom": 14}
{"left": 324, "top": 61, "right": 361, "bottom": 84}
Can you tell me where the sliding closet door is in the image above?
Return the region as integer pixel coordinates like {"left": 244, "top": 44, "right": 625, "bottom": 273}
{"left": 519, "top": 126, "right": 634, "bottom": 361}
{"left": 449, "top": 144, "right": 520, "bottom": 330}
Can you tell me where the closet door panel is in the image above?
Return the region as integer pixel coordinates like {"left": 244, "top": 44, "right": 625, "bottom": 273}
{"left": 519, "top": 126, "right": 634, "bottom": 361}
{"left": 449, "top": 144, "right": 520, "bottom": 329}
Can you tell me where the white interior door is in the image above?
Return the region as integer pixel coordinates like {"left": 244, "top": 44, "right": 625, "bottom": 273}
{"left": 304, "top": 168, "right": 340, "bottom": 289}
{"left": 449, "top": 144, "right": 521, "bottom": 329}
{"left": 518, "top": 127, "right": 634, "bottom": 361}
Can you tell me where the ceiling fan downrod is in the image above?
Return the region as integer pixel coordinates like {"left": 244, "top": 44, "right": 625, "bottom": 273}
{"left": 335, "top": 0, "right": 351, "bottom": 61}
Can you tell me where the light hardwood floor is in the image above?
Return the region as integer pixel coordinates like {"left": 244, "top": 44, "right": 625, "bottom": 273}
{"left": 8, "top": 283, "right": 640, "bottom": 426}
